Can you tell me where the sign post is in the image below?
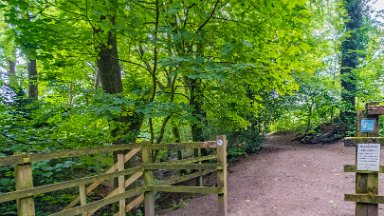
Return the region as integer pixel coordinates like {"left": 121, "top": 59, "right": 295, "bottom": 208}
{"left": 344, "top": 103, "right": 384, "bottom": 216}
{"left": 357, "top": 144, "right": 380, "bottom": 171}
{"left": 360, "top": 119, "right": 376, "bottom": 133}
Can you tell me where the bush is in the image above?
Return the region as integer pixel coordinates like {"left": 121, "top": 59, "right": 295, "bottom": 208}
{"left": 227, "top": 128, "right": 265, "bottom": 159}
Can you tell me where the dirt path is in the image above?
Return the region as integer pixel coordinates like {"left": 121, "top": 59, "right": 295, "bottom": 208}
{"left": 161, "top": 134, "right": 384, "bottom": 216}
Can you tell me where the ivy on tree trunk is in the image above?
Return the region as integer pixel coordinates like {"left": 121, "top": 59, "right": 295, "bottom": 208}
{"left": 340, "top": 0, "right": 369, "bottom": 134}
{"left": 95, "top": 0, "right": 144, "bottom": 145}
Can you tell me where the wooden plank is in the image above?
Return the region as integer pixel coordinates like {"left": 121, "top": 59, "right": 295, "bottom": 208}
{"left": 355, "top": 173, "right": 370, "bottom": 216}
{"left": 148, "top": 185, "right": 223, "bottom": 194}
{"left": 50, "top": 187, "right": 143, "bottom": 216}
{"left": 125, "top": 194, "right": 144, "bottom": 213}
{"left": 367, "top": 204, "right": 379, "bottom": 215}
{"left": 65, "top": 148, "right": 141, "bottom": 209}
{"left": 217, "top": 135, "right": 228, "bottom": 216}
{"left": 0, "top": 141, "right": 218, "bottom": 166}
{"left": 15, "top": 158, "right": 35, "bottom": 216}
{"left": 165, "top": 155, "right": 216, "bottom": 165}
{"left": 0, "top": 167, "right": 142, "bottom": 203}
{"left": 364, "top": 114, "right": 379, "bottom": 216}
{"left": 124, "top": 171, "right": 143, "bottom": 191}
{"left": 78, "top": 184, "right": 88, "bottom": 216}
{"left": 355, "top": 203, "right": 378, "bottom": 215}
{"left": 194, "top": 148, "right": 203, "bottom": 186}
{"left": 345, "top": 194, "right": 384, "bottom": 204}
{"left": 0, "top": 144, "right": 141, "bottom": 167}
{"left": 344, "top": 137, "right": 384, "bottom": 147}
{"left": 344, "top": 165, "right": 384, "bottom": 173}
{"left": 367, "top": 105, "right": 384, "bottom": 115}
{"left": 117, "top": 154, "right": 125, "bottom": 216}
{"left": 142, "top": 143, "right": 155, "bottom": 216}
{"left": 367, "top": 173, "right": 379, "bottom": 194}
{"left": 151, "top": 141, "right": 218, "bottom": 150}
{"left": 113, "top": 194, "right": 144, "bottom": 216}
{"left": 356, "top": 204, "right": 367, "bottom": 216}
{"left": 157, "top": 170, "right": 214, "bottom": 186}
{"left": 366, "top": 173, "right": 379, "bottom": 215}
{"left": 89, "top": 171, "right": 143, "bottom": 214}
{"left": 144, "top": 163, "right": 217, "bottom": 170}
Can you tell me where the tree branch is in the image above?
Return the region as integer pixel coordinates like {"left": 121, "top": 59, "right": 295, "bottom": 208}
{"left": 196, "top": 0, "right": 220, "bottom": 33}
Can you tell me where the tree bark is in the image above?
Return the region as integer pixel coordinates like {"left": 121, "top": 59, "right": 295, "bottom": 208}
{"left": 94, "top": 69, "right": 102, "bottom": 89}
{"left": 8, "top": 60, "right": 17, "bottom": 90}
{"left": 96, "top": 32, "right": 122, "bottom": 94}
{"left": 189, "top": 78, "right": 206, "bottom": 142}
{"left": 340, "top": 0, "right": 367, "bottom": 134}
{"left": 68, "top": 81, "right": 73, "bottom": 109}
{"left": 9, "top": 60, "right": 16, "bottom": 76}
{"left": 27, "top": 59, "right": 38, "bottom": 99}
{"left": 95, "top": 0, "right": 143, "bottom": 144}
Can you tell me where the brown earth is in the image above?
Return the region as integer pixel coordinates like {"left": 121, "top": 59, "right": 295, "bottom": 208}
{"left": 160, "top": 134, "right": 384, "bottom": 216}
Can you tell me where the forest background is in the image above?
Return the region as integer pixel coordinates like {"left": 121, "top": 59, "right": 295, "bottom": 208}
{"left": 0, "top": 0, "right": 384, "bottom": 215}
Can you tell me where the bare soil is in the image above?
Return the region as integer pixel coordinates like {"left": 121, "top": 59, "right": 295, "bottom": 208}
{"left": 160, "top": 134, "right": 384, "bottom": 216}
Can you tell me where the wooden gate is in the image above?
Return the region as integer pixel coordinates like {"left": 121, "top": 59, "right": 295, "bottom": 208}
{"left": 0, "top": 136, "right": 227, "bottom": 216}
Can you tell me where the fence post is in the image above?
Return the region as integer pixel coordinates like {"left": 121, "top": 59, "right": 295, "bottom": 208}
{"left": 216, "top": 135, "right": 228, "bottom": 216}
{"left": 117, "top": 154, "right": 126, "bottom": 215}
{"left": 142, "top": 143, "right": 155, "bottom": 216}
{"left": 194, "top": 148, "right": 203, "bottom": 186}
{"left": 79, "top": 183, "right": 88, "bottom": 216}
{"left": 356, "top": 114, "right": 379, "bottom": 216}
{"left": 355, "top": 173, "right": 378, "bottom": 216}
{"left": 15, "top": 156, "right": 35, "bottom": 216}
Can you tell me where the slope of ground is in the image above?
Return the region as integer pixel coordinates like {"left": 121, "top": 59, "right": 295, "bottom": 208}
{"left": 161, "top": 134, "right": 384, "bottom": 216}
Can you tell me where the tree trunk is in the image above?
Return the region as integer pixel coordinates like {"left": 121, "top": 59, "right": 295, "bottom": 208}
{"left": 96, "top": 34, "right": 122, "bottom": 95}
{"left": 190, "top": 40, "right": 206, "bottom": 142}
{"left": 95, "top": 0, "right": 143, "bottom": 144}
{"left": 27, "top": 59, "right": 38, "bottom": 99}
{"left": 306, "top": 102, "right": 313, "bottom": 132}
{"left": 68, "top": 81, "right": 73, "bottom": 109}
{"left": 8, "top": 60, "right": 17, "bottom": 90}
{"left": 189, "top": 78, "right": 206, "bottom": 142}
{"left": 94, "top": 0, "right": 144, "bottom": 196}
{"left": 94, "top": 69, "right": 102, "bottom": 89}
{"left": 9, "top": 60, "right": 16, "bottom": 76}
{"left": 340, "top": 0, "right": 367, "bottom": 134}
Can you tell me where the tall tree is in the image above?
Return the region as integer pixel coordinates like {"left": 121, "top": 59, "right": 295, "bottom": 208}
{"left": 340, "top": 0, "right": 369, "bottom": 133}
{"left": 27, "top": 59, "right": 38, "bottom": 99}
{"left": 93, "top": 0, "right": 144, "bottom": 143}
{"left": 95, "top": 0, "right": 122, "bottom": 95}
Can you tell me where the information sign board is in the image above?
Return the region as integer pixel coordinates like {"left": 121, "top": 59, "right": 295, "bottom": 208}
{"left": 357, "top": 144, "right": 380, "bottom": 171}
{"left": 360, "top": 119, "right": 376, "bottom": 133}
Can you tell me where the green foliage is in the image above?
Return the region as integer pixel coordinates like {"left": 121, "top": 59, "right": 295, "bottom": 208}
{"left": 0, "top": 0, "right": 383, "bottom": 213}
{"left": 170, "top": 198, "right": 185, "bottom": 210}
{"left": 228, "top": 129, "right": 266, "bottom": 158}
{"left": 271, "top": 72, "right": 342, "bottom": 132}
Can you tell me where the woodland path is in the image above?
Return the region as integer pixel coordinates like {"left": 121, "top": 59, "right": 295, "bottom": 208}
{"left": 161, "top": 134, "right": 384, "bottom": 216}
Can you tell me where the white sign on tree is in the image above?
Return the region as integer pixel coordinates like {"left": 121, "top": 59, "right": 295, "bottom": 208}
{"left": 357, "top": 144, "right": 381, "bottom": 171}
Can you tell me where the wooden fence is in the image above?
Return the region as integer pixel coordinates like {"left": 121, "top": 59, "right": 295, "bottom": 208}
{"left": 0, "top": 135, "right": 228, "bottom": 216}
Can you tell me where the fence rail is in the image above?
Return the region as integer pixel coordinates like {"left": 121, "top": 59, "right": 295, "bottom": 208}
{"left": 0, "top": 136, "right": 228, "bottom": 216}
